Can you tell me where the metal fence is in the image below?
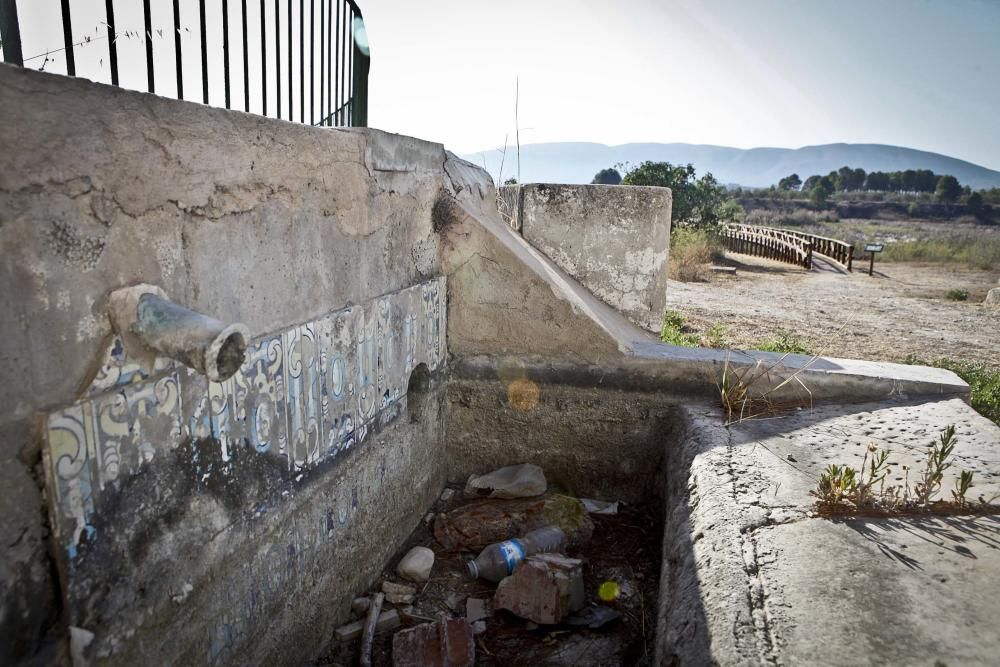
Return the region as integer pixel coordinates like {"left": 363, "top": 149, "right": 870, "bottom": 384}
{"left": 0, "top": 0, "right": 368, "bottom": 127}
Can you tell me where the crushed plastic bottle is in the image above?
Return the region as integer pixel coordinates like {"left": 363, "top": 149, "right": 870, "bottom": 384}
{"left": 465, "top": 526, "right": 567, "bottom": 582}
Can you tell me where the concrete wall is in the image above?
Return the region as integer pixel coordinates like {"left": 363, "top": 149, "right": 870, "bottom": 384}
{"left": 503, "top": 183, "right": 672, "bottom": 332}
{"left": 0, "top": 63, "right": 465, "bottom": 665}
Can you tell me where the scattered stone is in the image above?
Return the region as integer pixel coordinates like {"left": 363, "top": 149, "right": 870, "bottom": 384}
{"left": 493, "top": 553, "right": 585, "bottom": 624}
{"left": 985, "top": 287, "right": 1000, "bottom": 306}
{"left": 580, "top": 498, "right": 619, "bottom": 515}
{"left": 565, "top": 605, "right": 622, "bottom": 630}
{"left": 465, "top": 463, "right": 547, "bottom": 499}
{"left": 424, "top": 512, "right": 436, "bottom": 525}
{"left": 439, "top": 488, "right": 456, "bottom": 503}
{"left": 352, "top": 597, "right": 371, "bottom": 616}
{"left": 334, "top": 609, "right": 401, "bottom": 642}
{"left": 433, "top": 495, "right": 593, "bottom": 550}
{"left": 397, "top": 546, "right": 435, "bottom": 582}
{"left": 382, "top": 581, "right": 418, "bottom": 605}
{"left": 465, "top": 597, "right": 490, "bottom": 624}
{"left": 709, "top": 265, "right": 737, "bottom": 274}
{"left": 392, "top": 618, "right": 475, "bottom": 667}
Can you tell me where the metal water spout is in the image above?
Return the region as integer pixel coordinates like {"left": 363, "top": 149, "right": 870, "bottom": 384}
{"left": 109, "top": 284, "right": 250, "bottom": 382}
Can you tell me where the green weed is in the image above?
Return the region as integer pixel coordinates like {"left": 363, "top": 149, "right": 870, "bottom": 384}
{"left": 945, "top": 288, "right": 969, "bottom": 301}
{"left": 756, "top": 330, "right": 811, "bottom": 355}
{"left": 660, "top": 310, "right": 699, "bottom": 347}
{"left": 904, "top": 356, "right": 1000, "bottom": 425}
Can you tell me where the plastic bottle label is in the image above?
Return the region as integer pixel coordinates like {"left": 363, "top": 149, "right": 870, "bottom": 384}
{"left": 499, "top": 539, "right": 526, "bottom": 575}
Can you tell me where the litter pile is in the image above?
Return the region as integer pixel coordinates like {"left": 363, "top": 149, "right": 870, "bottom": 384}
{"left": 318, "top": 464, "right": 663, "bottom": 666}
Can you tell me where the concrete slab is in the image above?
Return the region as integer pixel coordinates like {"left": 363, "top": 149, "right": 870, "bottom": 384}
{"left": 660, "top": 398, "right": 1000, "bottom": 666}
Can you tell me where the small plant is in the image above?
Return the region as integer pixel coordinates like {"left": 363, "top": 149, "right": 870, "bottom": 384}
{"left": 953, "top": 470, "right": 975, "bottom": 506}
{"left": 660, "top": 310, "right": 699, "bottom": 347}
{"left": 718, "top": 353, "right": 814, "bottom": 424}
{"left": 701, "top": 323, "right": 728, "bottom": 348}
{"left": 814, "top": 464, "right": 857, "bottom": 505}
{"left": 914, "top": 425, "right": 957, "bottom": 507}
{"left": 756, "top": 330, "right": 810, "bottom": 355}
{"left": 811, "top": 425, "right": 989, "bottom": 515}
{"left": 945, "top": 288, "right": 968, "bottom": 301}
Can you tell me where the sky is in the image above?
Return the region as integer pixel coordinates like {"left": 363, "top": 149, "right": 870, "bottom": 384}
{"left": 6, "top": 0, "right": 1000, "bottom": 169}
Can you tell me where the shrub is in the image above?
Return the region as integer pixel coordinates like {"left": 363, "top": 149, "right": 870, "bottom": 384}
{"left": 945, "top": 288, "right": 969, "bottom": 301}
{"left": 668, "top": 228, "right": 722, "bottom": 282}
{"left": 907, "top": 202, "right": 920, "bottom": 217}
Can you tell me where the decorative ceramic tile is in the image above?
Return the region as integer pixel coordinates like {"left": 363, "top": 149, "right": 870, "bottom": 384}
{"left": 42, "top": 277, "right": 447, "bottom": 564}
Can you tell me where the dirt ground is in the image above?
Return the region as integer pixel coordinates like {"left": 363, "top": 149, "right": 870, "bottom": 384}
{"left": 666, "top": 255, "right": 1000, "bottom": 367}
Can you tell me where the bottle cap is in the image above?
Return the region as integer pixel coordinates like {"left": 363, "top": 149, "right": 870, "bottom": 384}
{"left": 466, "top": 560, "right": 478, "bottom": 579}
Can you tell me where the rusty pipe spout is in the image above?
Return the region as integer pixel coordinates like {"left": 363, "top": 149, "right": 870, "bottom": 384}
{"left": 109, "top": 284, "right": 250, "bottom": 382}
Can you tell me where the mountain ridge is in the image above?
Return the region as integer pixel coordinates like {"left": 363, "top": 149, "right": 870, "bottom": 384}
{"left": 459, "top": 142, "right": 1000, "bottom": 190}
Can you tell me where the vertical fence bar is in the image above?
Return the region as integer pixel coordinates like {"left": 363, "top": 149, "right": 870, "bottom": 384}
{"left": 334, "top": 0, "right": 340, "bottom": 124}
{"left": 287, "top": 0, "right": 291, "bottom": 120}
{"left": 275, "top": 0, "right": 280, "bottom": 118}
{"left": 172, "top": 0, "right": 181, "bottom": 97}
{"left": 0, "top": 0, "right": 24, "bottom": 66}
{"left": 200, "top": 0, "right": 208, "bottom": 103}
{"left": 60, "top": 0, "right": 75, "bottom": 75}
{"left": 319, "top": 0, "right": 324, "bottom": 124}
{"left": 242, "top": 0, "right": 249, "bottom": 111}
{"left": 260, "top": 0, "right": 266, "bottom": 115}
{"left": 310, "top": 0, "right": 314, "bottom": 125}
{"left": 142, "top": 0, "right": 153, "bottom": 91}
{"left": 108, "top": 0, "right": 120, "bottom": 85}
{"left": 222, "top": 0, "right": 230, "bottom": 108}
{"left": 347, "top": 5, "right": 353, "bottom": 125}
{"left": 299, "top": 0, "right": 304, "bottom": 123}
{"left": 326, "top": 0, "right": 337, "bottom": 125}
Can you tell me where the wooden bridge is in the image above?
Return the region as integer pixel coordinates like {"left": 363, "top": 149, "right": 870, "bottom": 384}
{"left": 720, "top": 224, "right": 854, "bottom": 271}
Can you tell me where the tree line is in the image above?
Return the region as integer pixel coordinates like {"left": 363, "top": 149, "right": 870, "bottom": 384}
{"left": 775, "top": 167, "right": 970, "bottom": 204}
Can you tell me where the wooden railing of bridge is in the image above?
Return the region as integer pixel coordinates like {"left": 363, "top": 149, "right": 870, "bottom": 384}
{"left": 720, "top": 224, "right": 813, "bottom": 269}
{"left": 720, "top": 224, "right": 855, "bottom": 271}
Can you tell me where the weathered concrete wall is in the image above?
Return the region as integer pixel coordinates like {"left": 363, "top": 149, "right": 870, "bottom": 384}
{"left": 0, "top": 63, "right": 464, "bottom": 664}
{"left": 511, "top": 183, "right": 672, "bottom": 332}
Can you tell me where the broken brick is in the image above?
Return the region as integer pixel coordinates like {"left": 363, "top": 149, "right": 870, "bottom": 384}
{"left": 392, "top": 617, "right": 474, "bottom": 667}
{"left": 493, "top": 553, "right": 585, "bottom": 624}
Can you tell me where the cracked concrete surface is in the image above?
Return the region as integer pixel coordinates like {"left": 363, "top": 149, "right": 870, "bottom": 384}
{"left": 662, "top": 399, "right": 1000, "bottom": 666}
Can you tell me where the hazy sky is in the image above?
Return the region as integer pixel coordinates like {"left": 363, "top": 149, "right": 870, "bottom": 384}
{"left": 6, "top": 0, "right": 1000, "bottom": 168}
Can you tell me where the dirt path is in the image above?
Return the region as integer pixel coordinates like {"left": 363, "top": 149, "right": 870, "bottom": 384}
{"left": 665, "top": 255, "right": 1000, "bottom": 367}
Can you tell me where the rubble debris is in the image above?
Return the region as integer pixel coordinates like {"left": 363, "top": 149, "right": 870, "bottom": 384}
{"left": 464, "top": 463, "right": 547, "bottom": 499}
{"left": 424, "top": 512, "right": 436, "bottom": 525}
{"left": 397, "top": 546, "right": 435, "bottom": 582}
{"left": 360, "top": 592, "right": 384, "bottom": 667}
{"left": 493, "top": 554, "right": 585, "bottom": 624}
{"left": 580, "top": 498, "right": 619, "bottom": 515}
{"left": 564, "top": 605, "right": 622, "bottom": 630}
{"left": 439, "top": 488, "right": 456, "bottom": 503}
{"left": 382, "top": 581, "right": 418, "bottom": 605}
{"left": 352, "top": 597, "right": 371, "bottom": 617}
{"left": 334, "top": 609, "right": 401, "bottom": 642}
{"left": 466, "top": 526, "right": 566, "bottom": 582}
{"left": 465, "top": 598, "right": 490, "bottom": 624}
{"left": 433, "top": 495, "right": 593, "bottom": 550}
{"left": 392, "top": 617, "right": 475, "bottom": 667}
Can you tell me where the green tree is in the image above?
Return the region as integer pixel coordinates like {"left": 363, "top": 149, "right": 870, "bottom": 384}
{"left": 967, "top": 191, "right": 984, "bottom": 213}
{"left": 802, "top": 175, "right": 821, "bottom": 191}
{"left": 810, "top": 176, "right": 835, "bottom": 205}
{"left": 935, "top": 175, "right": 962, "bottom": 202}
{"left": 591, "top": 168, "right": 622, "bottom": 185}
{"left": 503, "top": 177, "right": 518, "bottom": 185}
{"left": 778, "top": 173, "right": 802, "bottom": 191}
{"left": 621, "top": 161, "right": 739, "bottom": 229}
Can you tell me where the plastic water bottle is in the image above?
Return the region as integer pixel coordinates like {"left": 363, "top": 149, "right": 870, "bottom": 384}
{"left": 465, "top": 526, "right": 567, "bottom": 582}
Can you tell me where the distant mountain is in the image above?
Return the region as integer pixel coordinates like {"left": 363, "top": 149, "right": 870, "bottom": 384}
{"left": 459, "top": 142, "right": 1000, "bottom": 190}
